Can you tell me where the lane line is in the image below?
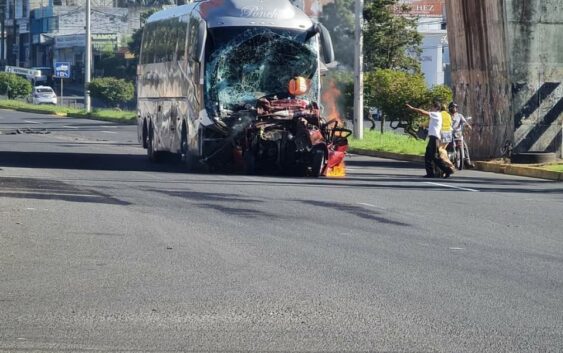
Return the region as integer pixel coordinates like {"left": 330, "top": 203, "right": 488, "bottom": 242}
{"left": 24, "top": 120, "right": 41, "bottom": 124}
{"left": 100, "top": 131, "right": 117, "bottom": 134}
{"left": 62, "top": 125, "right": 79, "bottom": 129}
{"left": 424, "top": 181, "right": 479, "bottom": 192}
{"left": 357, "top": 202, "right": 388, "bottom": 211}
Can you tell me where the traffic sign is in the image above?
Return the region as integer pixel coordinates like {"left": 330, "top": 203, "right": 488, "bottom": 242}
{"left": 54, "top": 62, "right": 71, "bottom": 79}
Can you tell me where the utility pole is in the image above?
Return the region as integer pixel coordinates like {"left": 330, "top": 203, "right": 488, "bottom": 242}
{"left": 353, "top": 0, "right": 364, "bottom": 139}
{"left": 84, "top": 0, "right": 91, "bottom": 112}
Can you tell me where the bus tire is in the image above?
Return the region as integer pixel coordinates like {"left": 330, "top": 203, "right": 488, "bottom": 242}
{"left": 180, "top": 124, "right": 196, "bottom": 171}
{"left": 142, "top": 119, "right": 148, "bottom": 149}
{"left": 147, "top": 123, "right": 161, "bottom": 162}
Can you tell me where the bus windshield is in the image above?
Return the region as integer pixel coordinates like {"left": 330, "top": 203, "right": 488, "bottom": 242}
{"left": 205, "top": 27, "right": 319, "bottom": 117}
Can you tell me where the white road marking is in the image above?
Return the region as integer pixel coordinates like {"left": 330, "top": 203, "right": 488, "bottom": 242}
{"left": 100, "top": 131, "right": 117, "bottom": 134}
{"left": 449, "top": 247, "right": 465, "bottom": 250}
{"left": 358, "top": 202, "right": 388, "bottom": 211}
{"left": 24, "top": 120, "right": 41, "bottom": 124}
{"left": 62, "top": 125, "right": 78, "bottom": 129}
{"left": 424, "top": 182, "right": 479, "bottom": 192}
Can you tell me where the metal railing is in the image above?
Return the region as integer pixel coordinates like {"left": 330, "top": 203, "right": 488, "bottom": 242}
{"left": 59, "top": 96, "right": 85, "bottom": 109}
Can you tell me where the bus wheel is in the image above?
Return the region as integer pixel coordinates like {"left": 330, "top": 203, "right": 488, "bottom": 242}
{"left": 142, "top": 120, "right": 148, "bottom": 149}
{"left": 147, "top": 124, "right": 161, "bottom": 162}
{"left": 180, "top": 124, "right": 196, "bottom": 171}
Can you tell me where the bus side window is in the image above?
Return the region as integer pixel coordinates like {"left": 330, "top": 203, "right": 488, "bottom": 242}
{"left": 163, "top": 20, "right": 175, "bottom": 62}
{"left": 141, "top": 23, "right": 154, "bottom": 64}
{"left": 177, "top": 15, "right": 188, "bottom": 62}
{"left": 187, "top": 15, "right": 199, "bottom": 62}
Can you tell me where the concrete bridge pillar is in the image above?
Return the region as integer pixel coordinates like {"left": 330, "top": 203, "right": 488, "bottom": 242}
{"left": 446, "top": 0, "right": 563, "bottom": 159}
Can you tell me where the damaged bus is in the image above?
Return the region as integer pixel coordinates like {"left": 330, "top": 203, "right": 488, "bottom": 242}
{"left": 137, "top": 0, "right": 351, "bottom": 176}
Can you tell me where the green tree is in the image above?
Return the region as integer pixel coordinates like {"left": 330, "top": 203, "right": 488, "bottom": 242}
{"left": 0, "top": 73, "right": 33, "bottom": 99}
{"left": 96, "top": 53, "right": 136, "bottom": 81}
{"left": 319, "top": 0, "right": 355, "bottom": 68}
{"left": 366, "top": 69, "right": 431, "bottom": 136}
{"left": 427, "top": 84, "right": 453, "bottom": 109}
{"left": 88, "top": 77, "right": 134, "bottom": 108}
{"left": 363, "top": 0, "right": 422, "bottom": 72}
{"left": 319, "top": 0, "right": 422, "bottom": 72}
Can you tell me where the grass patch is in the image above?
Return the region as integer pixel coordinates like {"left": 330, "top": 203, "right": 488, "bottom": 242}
{"left": 0, "top": 99, "right": 78, "bottom": 115}
{"left": 349, "top": 129, "right": 426, "bottom": 155}
{"left": 0, "top": 98, "right": 135, "bottom": 123}
{"left": 542, "top": 163, "right": 563, "bottom": 172}
{"left": 67, "top": 108, "right": 135, "bottom": 122}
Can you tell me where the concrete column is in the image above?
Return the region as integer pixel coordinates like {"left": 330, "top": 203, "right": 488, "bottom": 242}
{"left": 507, "top": 0, "right": 563, "bottom": 156}
{"left": 445, "top": 0, "right": 563, "bottom": 159}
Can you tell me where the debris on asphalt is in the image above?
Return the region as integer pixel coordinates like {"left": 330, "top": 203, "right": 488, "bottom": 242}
{"left": 1, "top": 128, "right": 50, "bottom": 135}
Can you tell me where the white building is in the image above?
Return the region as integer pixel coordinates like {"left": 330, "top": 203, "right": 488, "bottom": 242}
{"left": 397, "top": 0, "right": 449, "bottom": 87}
{"left": 418, "top": 19, "right": 449, "bottom": 87}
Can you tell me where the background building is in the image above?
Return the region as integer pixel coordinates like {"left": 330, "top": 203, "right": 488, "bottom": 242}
{"left": 396, "top": 0, "right": 448, "bottom": 87}
{"left": 1, "top": 0, "right": 142, "bottom": 81}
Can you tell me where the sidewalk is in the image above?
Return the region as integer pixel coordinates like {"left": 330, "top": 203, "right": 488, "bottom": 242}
{"left": 349, "top": 147, "right": 563, "bottom": 181}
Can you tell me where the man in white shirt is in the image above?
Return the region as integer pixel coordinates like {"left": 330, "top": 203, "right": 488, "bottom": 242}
{"left": 406, "top": 101, "right": 454, "bottom": 178}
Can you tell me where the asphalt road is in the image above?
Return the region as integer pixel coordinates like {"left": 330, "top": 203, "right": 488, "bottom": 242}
{"left": 1, "top": 109, "right": 562, "bottom": 353}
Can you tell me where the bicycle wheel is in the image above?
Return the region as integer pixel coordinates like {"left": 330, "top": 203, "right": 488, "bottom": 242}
{"left": 455, "top": 147, "right": 463, "bottom": 170}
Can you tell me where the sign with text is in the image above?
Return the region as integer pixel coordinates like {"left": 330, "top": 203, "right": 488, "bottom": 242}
{"left": 5, "top": 66, "right": 41, "bottom": 78}
{"left": 395, "top": 0, "right": 444, "bottom": 17}
{"left": 54, "top": 62, "right": 71, "bottom": 78}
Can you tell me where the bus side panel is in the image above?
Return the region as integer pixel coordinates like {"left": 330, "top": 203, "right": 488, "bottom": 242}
{"left": 137, "top": 12, "right": 202, "bottom": 155}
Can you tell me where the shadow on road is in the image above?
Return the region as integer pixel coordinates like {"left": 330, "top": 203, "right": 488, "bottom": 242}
{"left": 1, "top": 151, "right": 561, "bottom": 196}
{"left": 0, "top": 151, "right": 186, "bottom": 173}
{"left": 144, "top": 188, "right": 265, "bottom": 204}
{"left": 0, "top": 176, "right": 129, "bottom": 205}
{"left": 294, "top": 199, "right": 410, "bottom": 226}
{"left": 346, "top": 158, "right": 422, "bottom": 169}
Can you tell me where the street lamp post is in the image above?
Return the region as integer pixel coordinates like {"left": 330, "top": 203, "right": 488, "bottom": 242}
{"left": 353, "top": 0, "right": 364, "bottom": 139}
{"left": 84, "top": 0, "right": 91, "bottom": 112}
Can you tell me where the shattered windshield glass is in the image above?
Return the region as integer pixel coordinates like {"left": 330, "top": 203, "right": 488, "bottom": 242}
{"left": 205, "top": 27, "right": 319, "bottom": 117}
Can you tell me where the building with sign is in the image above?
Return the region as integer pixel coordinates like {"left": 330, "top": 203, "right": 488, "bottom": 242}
{"left": 1, "top": 0, "right": 143, "bottom": 81}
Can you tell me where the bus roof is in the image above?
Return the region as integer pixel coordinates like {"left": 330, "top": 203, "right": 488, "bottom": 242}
{"left": 146, "top": 0, "right": 313, "bottom": 30}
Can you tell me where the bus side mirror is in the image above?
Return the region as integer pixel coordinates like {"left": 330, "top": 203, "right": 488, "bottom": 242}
{"left": 318, "top": 23, "right": 334, "bottom": 64}
{"left": 195, "top": 20, "right": 207, "bottom": 63}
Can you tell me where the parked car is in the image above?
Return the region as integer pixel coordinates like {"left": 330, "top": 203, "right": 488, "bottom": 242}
{"left": 27, "top": 86, "right": 57, "bottom": 105}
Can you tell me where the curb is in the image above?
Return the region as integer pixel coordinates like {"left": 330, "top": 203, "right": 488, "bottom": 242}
{"left": 474, "top": 161, "right": 562, "bottom": 181}
{"left": 348, "top": 148, "right": 424, "bottom": 163}
{"left": 349, "top": 148, "right": 562, "bottom": 181}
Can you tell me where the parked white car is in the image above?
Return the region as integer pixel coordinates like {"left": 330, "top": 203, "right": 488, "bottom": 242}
{"left": 27, "top": 86, "right": 57, "bottom": 105}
